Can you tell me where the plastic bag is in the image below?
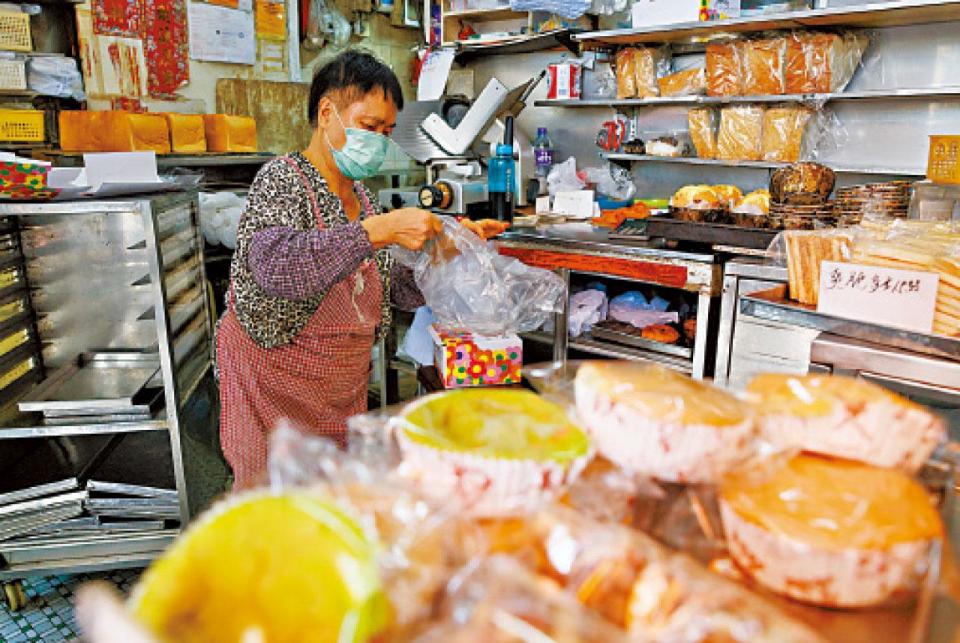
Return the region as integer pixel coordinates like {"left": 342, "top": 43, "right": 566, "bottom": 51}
{"left": 716, "top": 104, "right": 764, "bottom": 161}
{"left": 766, "top": 228, "right": 852, "bottom": 305}
{"left": 658, "top": 67, "right": 706, "bottom": 97}
{"left": 688, "top": 107, "right": 718, "bottom": 159}
{"left": 546, "top": 156, "right": 586, "bottom": 196}
{"left": 391, "top": 218, "right": 566, "bottom": 336}
{"left": 614, "top": 46, "right": 663, "bottom": 99}
{"left": 583, "top": 163, "right": 635, "bottom": 200}
{"left": 742, "top": 37, "right": 787, "bottom": 95}
{"left": 568, "top": 288, "right": 607, "bottom": 337}
{"left": 27, "top": 56, "right": 84, "bottom": 101}
{"left": 397, "top": 305, "right": 437, "bottom": 366}
{"left": 415, "top": 555, "right": 634, "bottom": 643}
{"left": 761, "top": 105, "right": 813, "bottom": 162}
{"left": 706, "top": 41, "right": 742, "bottom": 97}
{"left": 785, "top": 30, "right": 869, "bottom": 94}
{"left": 643, "top": 131, "right": 692, "bottom": 158}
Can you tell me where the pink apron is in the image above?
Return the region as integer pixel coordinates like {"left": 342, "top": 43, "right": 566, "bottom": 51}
{"left": 216, "top": 158, "right": 383, "bottom": 489}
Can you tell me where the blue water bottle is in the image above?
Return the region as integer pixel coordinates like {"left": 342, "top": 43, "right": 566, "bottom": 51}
{"left": 488, "top": 116, "right": 515, "bottom": 223}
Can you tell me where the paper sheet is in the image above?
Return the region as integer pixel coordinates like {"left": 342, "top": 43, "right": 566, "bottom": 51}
{"left": 417, "top": 48, "right": 456, "bottom": 101}
{"left": 188, "top": 2, "right": 256, "bottom": 65}
{"left": 83, "top": 152, "right": 161, "bottom": 189}
{"left": 552, "top": 190, "right": 595, "bottom": 219}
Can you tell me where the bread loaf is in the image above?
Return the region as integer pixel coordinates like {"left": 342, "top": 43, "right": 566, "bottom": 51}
{"left": 743, "top": 38, "right": 787, "bottom": 95}
{"left": 785, "top": 32, "right": 868, "bottom": 94}
{"left": 762, "top": 106, "right": 812, "bottom": 162}
{"left": 688, "top": 107, "right": 717, "bottom": 159}
{"left": 203, "top": 115, "right": 258, "bottom": 153}
{"left": 59, "top": 111, "right": 170, "bottom": 153}
{"left": 706, "top": 42, "right": 742, "bottom": 96}
{"left": 717, "top": 105, "right": 764, "bottom": 161}
{"left": 657, "top": 68, "right": 705, "bottom": 97}
{"left": 163, "top": 113, "right": 207, "bottom": 153}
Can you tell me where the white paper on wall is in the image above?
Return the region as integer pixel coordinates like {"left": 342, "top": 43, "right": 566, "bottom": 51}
{"left": 188, "top": 2, "right": 256, "bottom": 65}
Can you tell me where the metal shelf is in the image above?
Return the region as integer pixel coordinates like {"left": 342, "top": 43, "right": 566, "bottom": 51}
{"left": 535, "top": 86, "right": 960, "bottom": 109}
{"left": 575, "top": 0, "right": 960, "bottom": 46}
{"left": 602, "top": 153, "right": 925, "bottom": 176}
{"left": 455, "top": 29, "right": 580, "bottom": 62}
{"left": 445, "top": 5, "right": 521, "bottom": 20}
{"left": 569, "top": 335, "right": 694, "bottom": 373}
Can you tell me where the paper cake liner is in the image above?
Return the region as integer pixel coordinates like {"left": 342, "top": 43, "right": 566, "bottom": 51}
{"left": 756, "top": 400, "right": 945, "bottom": 473}
{"left": 575, "top": 384, "right": 755, "bottom": 484}
{"left": 393, "top": 420, "right": 592, "bottom": 518}
{"left": 720, "top": 500, "right": 933, "bottom": 608}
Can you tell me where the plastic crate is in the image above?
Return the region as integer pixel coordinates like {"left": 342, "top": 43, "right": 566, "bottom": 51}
{"left": 928, "top": 135, "right": 960, "bottom": 185}
{"left": 0, "top": 13, "right": 31, "bottom": 53}
{"left": 0, "top": 109, "right": 44, "bottom": 142}
{"left": 0, "top": 59, "right": 26, "bottom": 92}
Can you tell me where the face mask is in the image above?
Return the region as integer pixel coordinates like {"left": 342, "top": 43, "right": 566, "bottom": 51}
{"left": 325, "top": 106, "right": 390, "bottom": 180}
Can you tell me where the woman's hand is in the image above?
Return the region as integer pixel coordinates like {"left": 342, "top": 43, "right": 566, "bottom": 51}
{"left": 362, "top": 208, "right": 442, "bottom": 250}
{"left": 460, "top": 218, "right": 510, "bottom": 240}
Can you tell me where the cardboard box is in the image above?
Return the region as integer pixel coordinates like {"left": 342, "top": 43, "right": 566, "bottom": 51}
{"left": 430, "top": 325, "right": 522, "bottom": 388}
{"left": 631, "top": 0, "right": 740, "bottom": 28}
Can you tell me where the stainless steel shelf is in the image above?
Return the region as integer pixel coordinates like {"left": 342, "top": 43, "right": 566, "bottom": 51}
{"left": 0, "top": 415, "right": 168, "bottom": 440}
{"left": 0, "top": 550, "right": 162, "bottom": 581}
{"left": 602, "top": 153, "right": 925, "bottom": 176}
{"left": 455, "top": 29, "right": 580, "bottom": 62}
{"left": 569, "top": 335, "right": 693, "bottom": 373}
{"left": 520, "top": 330, "right": 554, "bottom": 344}
{"left": 535, "top": 86, "right": 960, "bottom": 109}
{"left": 575, "top": 0, "right": 960, "bottom": 46}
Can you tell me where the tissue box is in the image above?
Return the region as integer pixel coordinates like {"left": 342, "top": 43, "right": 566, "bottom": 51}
{"left": 430, "top": 325, "right": 522, "bottom": 388}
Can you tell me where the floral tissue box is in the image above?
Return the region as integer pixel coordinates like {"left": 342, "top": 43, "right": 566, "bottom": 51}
{"left": 429, "top": 324, "right": 522, "bottom": 388}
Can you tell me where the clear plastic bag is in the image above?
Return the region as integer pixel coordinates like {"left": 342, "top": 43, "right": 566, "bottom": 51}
{"left": 706, "top": 40, "right": 743, "bottom": 97}
{"left": 785, "top": 30, "right": 869, "bottom": 94}
{"left": 583, "top": 163, "right": 636, "bottom": 200}
{"left": 766, "top": 228, "right": 853, "bottom": 305}
{"left": 546, "top": 156, "right": 586, "bottom": 195}
{"left": 614, "top": 46, "right": 664, "bottom": 99}
{"left": 392, "top": 217, "right": 567, "bottom": 336}
{"left": 568, "top": 288, "right": 607, "bottom": 337}
{"left": 761, "top": 104, "right": 813, "bottom": 162}
{"left": 716, "top": 105, "right": 765, "bottom": 161}
{"left": 742, "top": 36, "right": 787, "bottom": 95}
{"left": 657, "top": 67, "right": 706, "bottom": 97}
{"left": 27, "top": 56, "right": 85, "bottom": 101}
{"left": 688, "top": 107, "right": 718, "bottom": 159}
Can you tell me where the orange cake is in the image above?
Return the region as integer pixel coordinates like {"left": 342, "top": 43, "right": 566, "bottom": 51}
{"left": 163, "top": 113, "right": 207, "bottom": 153}
{"left": 747, "top": 373, "right": 945, "bottom": 472}
{"left": 203, "top": 114, "right": 258, "bottom": 153}
{"left": 59, "top": 111, "right": 171, "bottom": 154}
{"left": 574, "top": 362, "right": 754, "bottom": 483}
{"left": 720, "top": 453, "right": 942, "bottom": 607}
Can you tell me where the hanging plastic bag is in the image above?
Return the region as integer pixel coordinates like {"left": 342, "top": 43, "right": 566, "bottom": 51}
{"left": 392, "top": 217, "right": 566, "bottom": 336}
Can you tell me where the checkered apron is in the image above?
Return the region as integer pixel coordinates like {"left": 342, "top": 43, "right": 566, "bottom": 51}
{"left": 216, "top": 158, "right": 382, "bottom": 488}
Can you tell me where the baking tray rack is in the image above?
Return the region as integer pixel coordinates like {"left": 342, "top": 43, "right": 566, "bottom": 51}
{"left": 589, "top": 325, "right": 693, "bottom": 360}
{"left": 18, "top": 352, "right": 161, "bottom": 417}
{"left": 611, "top": 215, "right": 780, "bottom": 250}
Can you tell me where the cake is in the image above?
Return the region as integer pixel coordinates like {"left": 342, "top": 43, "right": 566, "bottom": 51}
{"left": 393, "top": 389, "right": 592, "bottom": 516}
{"left": 747, "top": 373, "right": 945, "bottom": 472}
{"left": 734, "top": 189, "right": 771, "bottom": 215}
{"left": 574, "top": 362, "right": 754, "bottom": 483}
{"left": 712, "top": 184, "right": 743, "bottom": 209}
{"left": 720, "top": 453, "right": 943, "bottom": 607}
{"left": 670, "top": 185, "right": 721, "bottom": 210}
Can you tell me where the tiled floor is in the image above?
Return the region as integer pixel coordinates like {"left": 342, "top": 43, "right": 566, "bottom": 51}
{"left": 0, "top": 570, "right": 139, "bottom": 642}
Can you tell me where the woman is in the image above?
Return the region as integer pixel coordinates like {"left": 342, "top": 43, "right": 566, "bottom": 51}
{"left": 217, "top": 50, "right": 495, "bottom": 487}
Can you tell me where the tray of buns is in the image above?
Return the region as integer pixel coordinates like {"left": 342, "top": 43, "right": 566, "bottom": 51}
{"left": 590, "top": 319, "right": 694, "bottom": 359}
{"left": 612, "top": 214, "right": 780, "bottom": 250}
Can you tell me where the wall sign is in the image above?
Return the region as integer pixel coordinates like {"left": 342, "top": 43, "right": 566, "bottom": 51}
{"left": 817, "top": 261, "right": 939, "bottom": 333}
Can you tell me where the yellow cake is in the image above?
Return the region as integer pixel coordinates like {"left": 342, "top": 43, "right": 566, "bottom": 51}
{"left": 747, "top": 373, "right": 945, "bottom": 471}
{"left": 720, "top": 453, "right": 942, "bottom": 607}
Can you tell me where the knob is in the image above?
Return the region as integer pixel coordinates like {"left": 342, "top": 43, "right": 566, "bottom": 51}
{"left": 419, "top": 185, "right": 442, "bottom": 208}
{"left": 390, "top": 193, "right": 403, "bottom": 209}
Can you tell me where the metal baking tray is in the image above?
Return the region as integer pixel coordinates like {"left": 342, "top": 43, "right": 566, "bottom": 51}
{"left": 14, "top": 519, "right": 167, "bottom": 542}
{"left": 0, "top": 506, "right": 84, "bottom": 542}
{"left": 86, "top": 480, "right": 178, "bottom": 501}
{"left": 85, "top": 498, "right": 180, "bottom": 520}
{"left": 589, "top": 326, "right": 694, "bottom": 360}
{"left": 611, "top": 216, "right": 780, "bottom": 250}
{"left": 0, "top": 530, "right": 178, "bottom": 566}
{"left": 19, "top": 353, "right": 161, "bottom": 414}
{"left": 0, "top": 478, "right": 79, "bottom": 508}
{"left": 0, "top": 490, "right": 87, "bottom": 520}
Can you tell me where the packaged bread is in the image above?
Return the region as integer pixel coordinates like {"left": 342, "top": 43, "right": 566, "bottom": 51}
{"left": 706, "top": 41, "right": 742, "bottom": 96}
{"left": 747, "top": 373, "right": 946, "bottom": 472}
{"left": 717, "top": 105, "right": 764, "bottom": 161}
{"left": 785, "top": 31, "right": 869, "bottom": 94}
{"left": 615, "top": 47, "right": 658, "bottom": 99}
{"left": 468, "top": 508, "right": 824, "bottom": 642}
{"left": 713, "top": 184, "right": 743, "bottom": 209}
{"left": 203, "top": 114, "right": 258, "bottom": 152}
{"left": 762, "top": 106, "right": 812, "bottom": 162}
{"left": 688, "top": 107, "right": 717, "bottom": 159}
{"left": 783, "top": 230, "right": 851, "bottom": 305}
{"left": 742, "top": 37, "right": 787, "bottom": 95}
{"left": 720, "top": 453, "right": 943, "bottom": 608}
{"left": 657, "top": 67, "right": 705, "bottom": 97}
{"left": 163, "top": 113, "right": 207, "bottom": 153}
{"left": 574, "top": 361, "right": 755, "bottom": 483}
{"left": 59, "top": 111, "right": 171, "bottom": 154}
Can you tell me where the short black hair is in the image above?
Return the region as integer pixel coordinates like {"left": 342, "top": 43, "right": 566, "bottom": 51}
{"left": 308, "top": 49, "right": 404, "bottom": 126}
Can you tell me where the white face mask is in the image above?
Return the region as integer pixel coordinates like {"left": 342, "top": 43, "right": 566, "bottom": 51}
{"left": 324, "top": 106, "right": 390, "bottom": 180}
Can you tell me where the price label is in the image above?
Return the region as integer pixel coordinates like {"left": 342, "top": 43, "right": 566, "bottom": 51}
{"left": 817, "top": 261, "right": 939, "bottom": 333}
